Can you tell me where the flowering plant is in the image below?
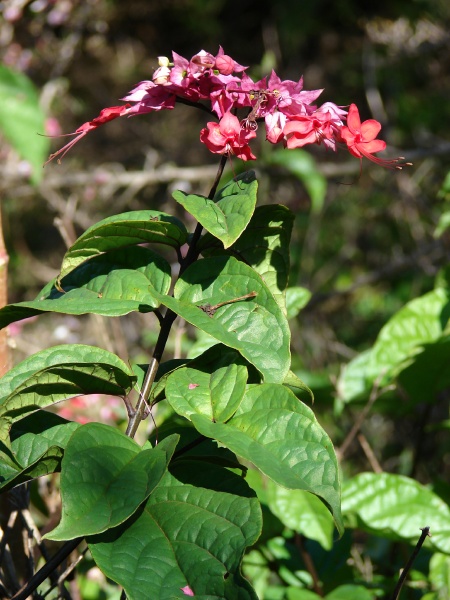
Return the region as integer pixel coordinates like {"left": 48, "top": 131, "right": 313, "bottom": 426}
{"left": 46, "top": 47, "right": 409, "bottom": 171}
{"left": 0, "top": 48, "right": 426, "bottom": 600}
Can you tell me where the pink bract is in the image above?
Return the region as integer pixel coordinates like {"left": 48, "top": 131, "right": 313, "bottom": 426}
{"left": 200, "top": 112, "right": 257, "bottom": 161}
{"left": 44, "top": 47, "right": 406, "bottom": 169}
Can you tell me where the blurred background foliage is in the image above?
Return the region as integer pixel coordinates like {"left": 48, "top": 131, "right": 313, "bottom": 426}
{"left": 0, "top": 0, "right": 450, "bottom": 598}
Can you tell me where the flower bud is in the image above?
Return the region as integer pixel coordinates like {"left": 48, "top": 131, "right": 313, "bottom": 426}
{"left": 215, "top": 54, "right": 235, "bottom": 75}
{"left": 153, "top": 66, "right": 171, "bottom": 84}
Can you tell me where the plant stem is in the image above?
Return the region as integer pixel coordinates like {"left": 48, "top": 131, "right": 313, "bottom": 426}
{"left": 125, "top": 153, "right": 228, "bottom": 439}
{"left": 11, "top": 537, "right": 82, "bottom": 600}
{"left": 391, "top": 527, "right": 431, "bottom": 600}
{"left": 295, "top": 533, "right": 324, "bottom": 596}
{"left": 12, "top": 155, "right": 229, "bottom": 600}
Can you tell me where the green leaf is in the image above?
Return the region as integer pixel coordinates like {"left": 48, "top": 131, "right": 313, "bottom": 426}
{"left": 180, "top": 383, "right": 342, "bottom": 534}
{"left": 152, "top": 256, "right": 291, "bottom": 383}
{"left": 0, "top": 64, "right": 50, "bottom": 184}
{"left": 173, "top": 171, "right": 257, "bottom": 249}
{"left": 283, "top": 370, "right": 314, "bottom": 401}
{"left": 0, "top": 344, "right": 136, "bottom": 424}
{"left": 265, "top": 481, "right": 335, "bottom": 550}
{"left": 338, "top": 288, "right": 450, "bottom": 403}
{"left": 342, "top": 472, "right": 450, "bottom": 554}
{"left": 435, "top": 211, "right": 450, "bottom": 238}
{"left": 166, "top": 364, "right": 247, "bottom": 423}
{"left": 0, "top": 412, "right": 80, "bottom": 492}
{"left": 201, "top": 205, "right": 294, "bottom": 314}
{"left": 325, "top": 585, "right": 373, "bottom": 600}
{"left": 46, "top": 424, "right": 179, "bottom": 540}
{"left": 0, "top": 246, "right": 171, "bottom": 329}
{"left": 286, "top": 589, "right": 322, "bottom": 600}
{"left": 429, "top": 553, "right": 450, "bottom": 599}
{"left": 286, "top": 287, "right": 312, "bottom": 320}
{"left": 88, "top": 461, "right": 261, "bottom": 600}
{"left": 268, "top": 148, "right": 327, "bottom": 214}
{"left": 57, "top": 210, "right": 187, "bottom": 281}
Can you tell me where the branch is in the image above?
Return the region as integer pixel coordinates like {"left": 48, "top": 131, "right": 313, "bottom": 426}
{"left": 391, "top": 527, "right": 431, "bottom": 600}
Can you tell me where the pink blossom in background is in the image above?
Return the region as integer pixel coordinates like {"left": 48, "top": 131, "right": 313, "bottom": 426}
{"left": 56, "top": 394, "right": 125, "bottom": 425}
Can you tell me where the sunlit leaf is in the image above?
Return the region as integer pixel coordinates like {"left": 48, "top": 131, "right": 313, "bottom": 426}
{"left": 201, "top": 205, "right": 294, "bottom": 314}
{"left": 152, "top": 256, "right": 291, "bottom": 383}
{"left": 174, "top": 383, "right": 343, "bottom": 533}
{"left": 0, "top": 246, "right": 171, "bottom": 329}
{"left": 173, "top": 171, "right": 257, "bottom": 248}
{"left": 0, "top": 64, "right": 49, "bottom": 183}
{"left": 58, "top": 210, "right": 187, "bottom": 281}
{"left": 342, "top": 472, "right": 450, "bottom": 554}
{"left": 166, "top": 364, "right": 248, "bottom": 423}
{"left": 265, "top": 481, "right": 334, "bottom": 550}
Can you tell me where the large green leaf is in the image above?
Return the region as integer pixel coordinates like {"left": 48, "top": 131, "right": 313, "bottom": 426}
{"left": 169, "top": 382, "right": 342, "bottom": 533}
{"left": 0, "top": 246, "right": 171, "bottom": 329}
{"left": 342, "top": 472, "right": 450, "bottom": 554}
{"left": 88, "top": 460, "right": 261, "bottom": 600}
{"left": 286, "top": 287, "right": 312, "bottom": 320}
{"left": 165, "top": 364, "right": 248, "bottom": 423}
{"left": 173, "top": 171, "right": 257, "bottom": 249}
{"left": 0, "top": 412, "right": 80, "bottom": 492}
{"left": 338, "top": 288, "right": 450, "bottom": 403}
{"left": 0, "top": 344, "right": 136, "bottom": 425}
{"left": 46, "top": 424, "right": 179, "bottom": 541}
{"left": 286, "top": 589, "right": 321, "bottom": 600}
{"left": 325, "top": 585, "right": 373, "bottom": 600}
{"left": 0, "top": 64, "right": 49, "bottom": 184}
{"left": 265, "top": 481, "right": 335, "bottom": 550}
{"left": 428, "top": 552, "right": 450, "bottom": 599}
{"left": 201, "top": 205, "right": 294, "bottom": 314}
{"left": 152, "top": 256, "right": 291, "bottom": 383}
{"left": 57, "top": 210, "right": 187, "bottom": 281}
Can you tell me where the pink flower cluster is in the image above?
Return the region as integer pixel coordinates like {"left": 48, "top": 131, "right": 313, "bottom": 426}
{"left": 45, "top": 47, "right": 409, "bottom": 170}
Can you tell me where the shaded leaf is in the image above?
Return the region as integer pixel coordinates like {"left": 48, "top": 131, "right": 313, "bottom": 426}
{"left": 58, "top": 210, "right": 187, "bottom": 281}
{"left": 46, "top": 424, "right": 179, "bottom": 540}
{"left": 152, "top": 256, "right": 291, "bottom": 383}
{"left": 0, "top": 344, "right": 136, "bottom": 425}
{"left": 342, "top": 472, "right": 450, "bottom": 554}
{"left": 0, "top": 412, "right": 80, "bottom": 492}
{"left": 88, "top": 461, "right": 261, "bottom": 600}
